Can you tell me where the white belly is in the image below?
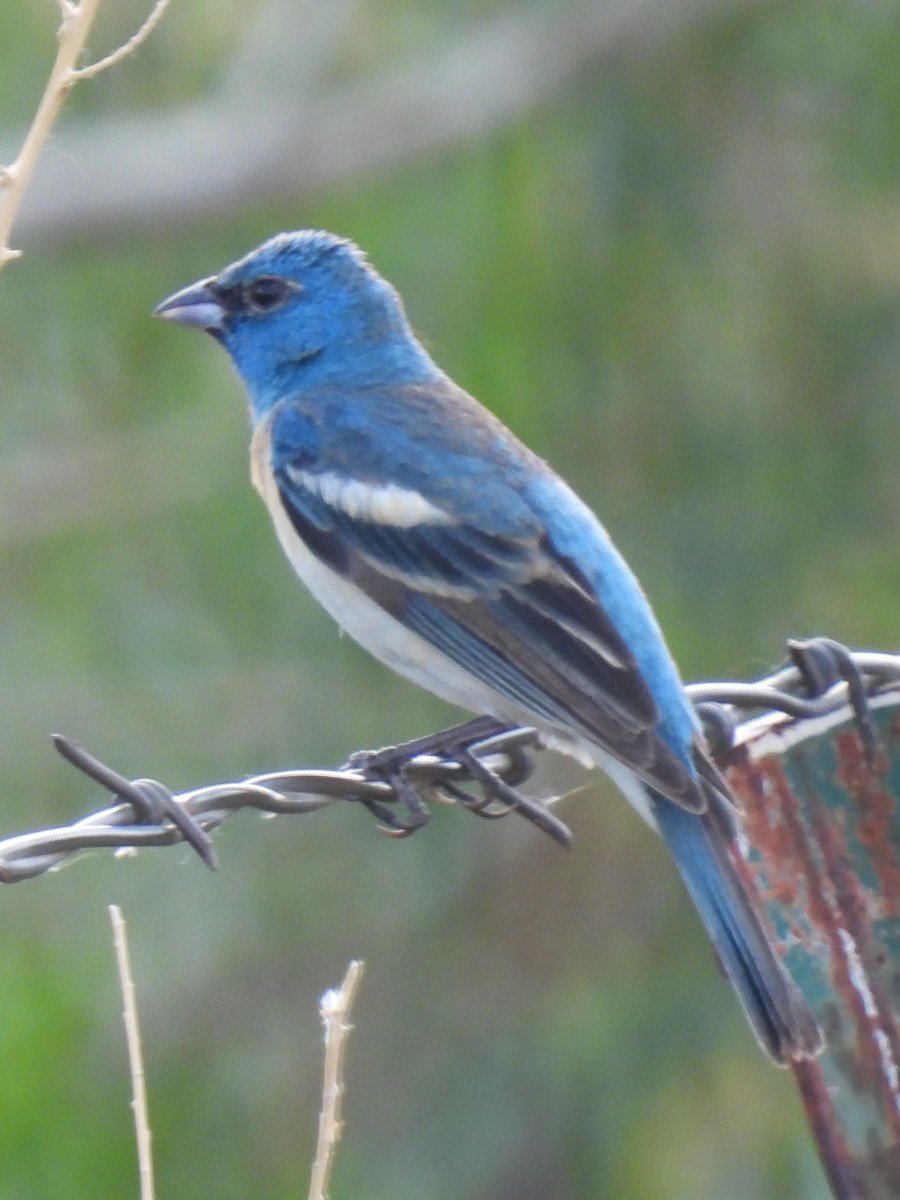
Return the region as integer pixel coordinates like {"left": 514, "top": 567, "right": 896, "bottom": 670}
{"left": 252, "top": 436, "right": 502, "bottom": 714}
{"left": 251, "top": 429, "right": 658, "bottom": 828}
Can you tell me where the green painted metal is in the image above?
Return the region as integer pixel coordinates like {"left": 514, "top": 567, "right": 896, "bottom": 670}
{"left": 725, "top": 689, "right": 900, "bottom": 1199}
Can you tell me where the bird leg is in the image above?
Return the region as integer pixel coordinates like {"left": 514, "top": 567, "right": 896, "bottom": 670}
{"left": 349, "top": 714, "right": 508, "bottom": 773}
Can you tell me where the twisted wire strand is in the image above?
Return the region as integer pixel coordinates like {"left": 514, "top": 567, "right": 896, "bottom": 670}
{"left": 0, "top": 726, "right": 540, "bottom": 883}
{"left": 2, "top": 642, "right": 898, "bottom": 884}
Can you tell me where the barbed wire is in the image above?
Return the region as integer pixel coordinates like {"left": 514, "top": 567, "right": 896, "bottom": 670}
{"left": 1, "top": 719, "right": 549, "bottom": 883}
{"left": 687, "top": 641, "right": 900, "bottom": 763}
{"left": 2, "top": 640, "right": 898, "bottom": 885}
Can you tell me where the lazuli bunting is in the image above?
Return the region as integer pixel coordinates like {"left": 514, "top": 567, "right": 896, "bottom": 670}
{"left": 155, "top": 230, "right": 820, "bottom": 1063}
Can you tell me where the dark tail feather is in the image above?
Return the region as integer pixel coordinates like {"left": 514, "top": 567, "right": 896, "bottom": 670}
{"left": 651, "top": 790, "right": 822, "bottom": 1064}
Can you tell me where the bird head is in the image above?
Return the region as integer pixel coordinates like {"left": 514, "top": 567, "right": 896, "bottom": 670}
{"left": 154, "top": 230, "right": 439, "bottom": 416}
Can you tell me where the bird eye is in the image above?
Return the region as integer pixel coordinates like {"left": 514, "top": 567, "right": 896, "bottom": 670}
{"left": 243, "top": 276, "right": 297, "bottom": 313}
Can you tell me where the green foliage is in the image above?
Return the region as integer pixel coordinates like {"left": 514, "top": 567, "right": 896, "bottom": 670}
{"left": 2, "top": 0, "right": 898, "bottom": 1196}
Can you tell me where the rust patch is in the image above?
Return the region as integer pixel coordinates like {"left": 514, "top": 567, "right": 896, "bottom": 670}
{"left": 836, "top": 730, "right": 900, "bottom": 910}
{"left": 799, "top": 755, "right": 900, "bottom": 1136}
{"left": 729, "top": 754, "right": 825, "bottom": 937}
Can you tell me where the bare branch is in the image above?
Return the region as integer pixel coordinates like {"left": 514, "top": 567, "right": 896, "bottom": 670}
{"left": 109, "top": 905, "right": 155, "bottom": 1200}
{"left": 0, "top": 0, "right": 173, "bottom": 271}
{"left": 308, "top": 961, "right": 364, "bottom": 1200}
{"left": 72, "top": 0, "right": 173, "bottom": 82}
{"left": 0, "top": 0, "right": 101, "bottom": 269}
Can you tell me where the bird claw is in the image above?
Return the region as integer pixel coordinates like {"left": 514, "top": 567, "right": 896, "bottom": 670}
{"left": 375, "top": 813, "right": 428, "bottom": 840}
{"left": 360, "top": 771, "right": 432, "bottom": 839}
{"left": 441, "top": 781, "right": 515, "bottom": 820}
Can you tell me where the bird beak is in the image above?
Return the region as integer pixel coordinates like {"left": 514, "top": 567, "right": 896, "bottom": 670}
{"left": 153, "top": 278, "right": 226, "bottom": 331}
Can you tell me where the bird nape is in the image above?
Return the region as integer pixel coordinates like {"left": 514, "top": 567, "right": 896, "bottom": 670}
{"left": 155, "top": 229, "right": 822, "bottom": 1065}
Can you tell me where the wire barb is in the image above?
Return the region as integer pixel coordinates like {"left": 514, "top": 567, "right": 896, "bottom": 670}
{"left": 52, "top": 735, "right": 218, "bottom": 869}
{"left": 0, "top": 724, "right": 552, "bottom": 884}
{"left": 1, "top": 642, "right": 897, "bottom": 885}
{"left": 688, "top": 642, "right": 900, "bottom": 758}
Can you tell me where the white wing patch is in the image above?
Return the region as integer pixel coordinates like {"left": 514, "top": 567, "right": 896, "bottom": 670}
{"left": 285, "top": 466, "right": 454, "bottom": 527}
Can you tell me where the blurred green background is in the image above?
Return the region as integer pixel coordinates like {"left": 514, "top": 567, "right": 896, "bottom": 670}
{"left": 1, "top": 0, "right": 898, "bottom": 1196}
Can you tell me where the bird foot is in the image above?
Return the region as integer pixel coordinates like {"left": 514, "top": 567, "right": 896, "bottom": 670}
{"left": 349, "top": 717, "right": 572, "bottom": 848}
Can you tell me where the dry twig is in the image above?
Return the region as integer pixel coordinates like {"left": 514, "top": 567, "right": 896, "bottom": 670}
{"left": 109, "top": 904, "right": 155, "bottom": 1200}
{"left": 308, "top": 961, "right": 365, "bottom": 1200}
{"left": 0, "top": 0, "right": 172, "bottom": 271}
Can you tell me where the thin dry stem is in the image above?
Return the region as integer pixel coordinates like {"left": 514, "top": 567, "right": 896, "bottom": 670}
{"left": 109, "top": 905, "right": 155, "bottom": 1200}
{"left": 308, "top": 960, "right": 365, "bottom": 1200}
{"left": 0, "top": 0, "right": 172, "bottom": 271}
{"left": 72, "top": 0, "right": 172, "bottom": 81}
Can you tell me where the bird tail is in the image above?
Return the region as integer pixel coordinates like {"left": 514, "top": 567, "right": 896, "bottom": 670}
{"left": 650, "top": 789, "right": 822, "bottom": 1064}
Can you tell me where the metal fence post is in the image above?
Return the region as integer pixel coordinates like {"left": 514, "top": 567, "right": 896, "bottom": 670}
{"left": 722, "top": 681, "right": 900, "bottom": 1199}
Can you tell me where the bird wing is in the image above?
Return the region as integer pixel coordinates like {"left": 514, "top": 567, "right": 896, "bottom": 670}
{"left": 272, "top": 452, "right": 712, "bottom": 813}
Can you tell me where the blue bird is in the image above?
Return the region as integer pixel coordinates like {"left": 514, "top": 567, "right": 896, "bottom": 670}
{"left": 155, "top": 230, "right": 820, "bottom": 1063}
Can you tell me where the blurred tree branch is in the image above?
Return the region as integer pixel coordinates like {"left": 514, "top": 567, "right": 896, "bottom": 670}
{"left": 7, "top": 0, "right": 764, "bottom": 247}
{"left": 0, "top": 0, "right": 172, "bottom": 271}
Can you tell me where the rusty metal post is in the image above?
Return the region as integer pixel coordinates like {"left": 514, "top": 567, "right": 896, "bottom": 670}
{"left": 723, "top": 685, "right": 900, "bottom": 1199}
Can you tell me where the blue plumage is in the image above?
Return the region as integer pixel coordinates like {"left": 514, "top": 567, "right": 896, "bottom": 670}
{"left": 155, "top": 230, "right": 821, "bottom": 1063}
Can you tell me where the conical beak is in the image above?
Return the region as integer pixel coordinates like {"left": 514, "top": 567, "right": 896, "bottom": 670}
{"left": 153, "top": 278, "right": 226, "bottom": 331}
